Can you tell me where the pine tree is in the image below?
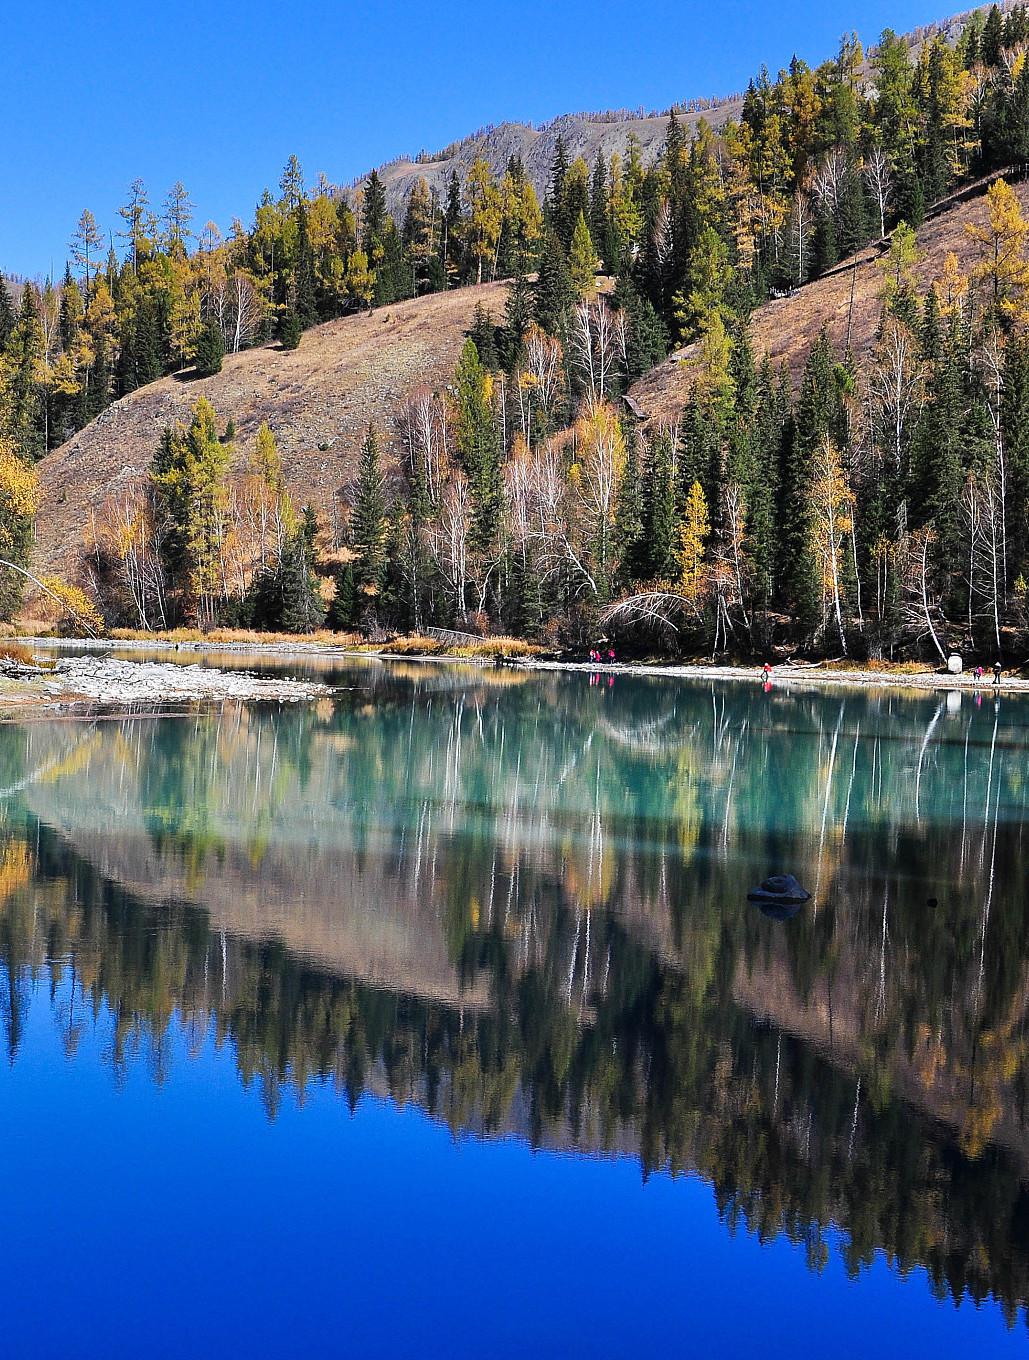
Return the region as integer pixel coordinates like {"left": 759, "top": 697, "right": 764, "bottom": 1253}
{"left": 746, "top": 360, "right": 786, "bottom": 615}
{"left": 839, "top": 160, "right": 870, "bottom": 255}
{"left": 614, "top": 420, "right": 645, "bottom": 586}
{"left": 194, "top": 320, "right": 224, "bottom": 377}
{"left": 0, "top": 280, "right": 15, "bottom": 353}
{"left": 350, "top": 424, "right": 386, "bottom": 596}
{"left": 117, "top": 315, "right": 139, "bottom": 395}
{"left": 328, "top": 559, "right": 357, "bottom": 631}
{"left": 534, "top": 229, "right": 573, "bottom": 334}
{"left": 469, "top": 303, "right": 499, "bottom": 370}
{"left": 4, "top": 286, "right": 43, "bottom": 461}
{"left": 590, "top": 153, "right": 608, "bottom": 265}
{"left": 778, "top": 334, "right": 840, "bottom": 633}
{"left": 811, "top": 206, "right": 839, "bottom": 278}
{"left": 151, "top": 396, "right": 231, "bottom": 626}
{"left": 639, "top": 433, "right": 677, "bottom": 581}
{"left": 59, "top": 266, "right": 82, "bottom": 353}
{"left": 982, "top": 5, "right": 1004, "bottom": 67}
{"left": 499, "top": 271, "right": 532, "bottom": 370}
{"left": 362, "top": 170, "right": 389, "bottom": 267}
{"left": 612, "top": 276, "right": 668, "bottom": 382}
{"left": 135, "top": 298, "right": 162, "bottom": 385}
{"left": 1002, "top": 330, "right": 1029, "bottom": 587}
{"left": 453, "top": 339, "right": 501, "bottom": 553}
{"left": 909, "top": 290, "right": 960, "bottom": 531}
{"left": 374, "top": 218, "right": 411, "bottom": 306}
{"left": 279, "top": 307, "right": 302, "bottom": 350}
{"left": 278, "top": 154, "right": 305, "bottom": 212}
{"left": 548, "top": 136, "right": 570, "bottom": 244}
{"left": 250, "top": 506, "right": 324, "bottom": 633}
{"left": 295, "top": 202, "right": 318, "bottom": 327}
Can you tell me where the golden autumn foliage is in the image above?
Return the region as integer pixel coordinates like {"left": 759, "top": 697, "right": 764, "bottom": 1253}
{"left": 0, "top": 841, "right": 30, "bottom": 904}
{"left": 679, "top": 481, "right": 711, "bottom": 605}
{"left": 809, "top": 435, "right": 854, "bottom": 649}
{"left": 967, "top": 178, "right": 1029, "bottom": 323}
{"left": 465, "top": 157, "right": 503, "bottom": 286}
{"left": 0, "top": 443, "right": 38, "bottom": 529}
{"left": 36, "top": 577, "right": 105, "bottom": 635}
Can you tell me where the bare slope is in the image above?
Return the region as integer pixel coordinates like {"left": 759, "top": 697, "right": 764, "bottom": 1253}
{"left": 629, "top": 174, "right": 1029, "bottom": 427}
{"left": 33, "top": 281, "right": 508, "bottom": 584}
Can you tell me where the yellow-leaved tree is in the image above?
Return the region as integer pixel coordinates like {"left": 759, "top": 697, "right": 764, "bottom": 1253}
{"left": 680, "top": 480, "right": 711, "bottom": 609}
{"left": 36, "top": 578, "right": 105, "bottom": 636}
{"left": 465, "top": 157, "right": 503, "bottom": 286}
{"left": 967, "top": 178, "right": 1029, "bottom": 325}
{"left": 570, "top": 401, "right": 626, "bottom": 597}
{"left": 0, "top": 439, "right": 38, "bottom": 620}
{"left": 691, "top": 312, "right": 736, "bottom": 424}
{"left": 344, "top": 249, "right": 375, "bottom": 311}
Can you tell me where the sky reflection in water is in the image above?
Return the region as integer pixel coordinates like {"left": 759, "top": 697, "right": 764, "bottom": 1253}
{"left": 0, "top": 659, "right": 1027, "bottom": 1357}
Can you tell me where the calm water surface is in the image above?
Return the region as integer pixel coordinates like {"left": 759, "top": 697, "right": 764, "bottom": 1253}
{"left": 1, "top": 656, "right": 1028, "bottom": 1357}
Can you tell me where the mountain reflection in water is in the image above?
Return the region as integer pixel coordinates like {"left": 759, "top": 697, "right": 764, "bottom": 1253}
{"left": 1, "top": 664, "right": 1029, "bottom": 1335}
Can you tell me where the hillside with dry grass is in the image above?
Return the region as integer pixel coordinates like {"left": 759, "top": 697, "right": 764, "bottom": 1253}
{"left": 32, "top": 174, "right": 1023, "bottom": 599}
{"left": 31, "top": 281, "right": 508, "bottom": 588}
{"left": 630, "top": 172, "right": 1029, "bottom": 426}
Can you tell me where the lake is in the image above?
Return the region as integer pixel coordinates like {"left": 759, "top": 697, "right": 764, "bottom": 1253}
{"left": 1, "top": 656, "right": 1027, "bottom": 1357}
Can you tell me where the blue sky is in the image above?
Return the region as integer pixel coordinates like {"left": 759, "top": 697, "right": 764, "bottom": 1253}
{"left": 6, "top": 0, "right": 950, "bottom": 278}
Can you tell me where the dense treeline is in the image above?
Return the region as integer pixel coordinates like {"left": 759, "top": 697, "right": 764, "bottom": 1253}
{"left": 98, "top": 176, "right": 1029, "bottom": 660}
{"left": 14, "top": 5, "right": 1029, "bottom": 651}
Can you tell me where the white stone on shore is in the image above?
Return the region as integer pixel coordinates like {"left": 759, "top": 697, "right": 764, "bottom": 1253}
{"left": 49, "top": 657, "right": 329, "bottom": 705}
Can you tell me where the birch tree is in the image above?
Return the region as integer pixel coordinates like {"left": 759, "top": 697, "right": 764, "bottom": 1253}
{"left": 810, "top": 435, "right": 855, "bottom": 652}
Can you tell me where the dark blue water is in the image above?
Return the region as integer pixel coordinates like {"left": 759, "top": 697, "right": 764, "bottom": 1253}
{"left": 0, "top": 661, "right": 1026, "bottom": 1356}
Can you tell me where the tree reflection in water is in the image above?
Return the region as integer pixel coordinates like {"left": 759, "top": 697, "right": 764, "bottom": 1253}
{"left": 0, "top": 667, "right": 1027, "bottom": 1327}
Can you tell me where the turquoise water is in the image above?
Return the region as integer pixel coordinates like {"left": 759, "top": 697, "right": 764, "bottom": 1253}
{"left": 0, "top": 660, "right": 1027, "bottom": 1356}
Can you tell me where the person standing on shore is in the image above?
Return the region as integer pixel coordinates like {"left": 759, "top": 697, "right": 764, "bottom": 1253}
{"left": 994, "top": 660, "right": 1003, "bottom": 687}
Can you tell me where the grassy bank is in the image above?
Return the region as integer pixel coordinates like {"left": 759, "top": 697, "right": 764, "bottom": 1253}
{"left": 15, "top": 627, "right": 549, "bottom": 664}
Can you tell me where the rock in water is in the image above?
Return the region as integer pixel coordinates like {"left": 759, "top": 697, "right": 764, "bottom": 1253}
{"left": 747, "top": 875, "right": 812, "bottom": 920}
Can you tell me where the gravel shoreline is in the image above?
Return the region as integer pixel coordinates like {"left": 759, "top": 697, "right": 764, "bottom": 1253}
{"left": 513, "top": 658, "right": 1029, "bottom": 692}
{"left": 0, "top": 657, "right": 330, "bottom": 709}
{"left": 11, "top": 638, "right": 1029, "bottom": 696}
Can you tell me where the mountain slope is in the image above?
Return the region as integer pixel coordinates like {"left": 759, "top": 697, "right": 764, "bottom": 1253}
{"left": 629, "top": 171, "right": 1029, "bottom": 425}
{"left": 371, "top": 107, "right": 742, "bottom": 214}
{"left": 32, "top": 281, "right": 508, "bottom": 586}
{"left": 31, "top": 175, "right": 1020, "bottom": 594}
